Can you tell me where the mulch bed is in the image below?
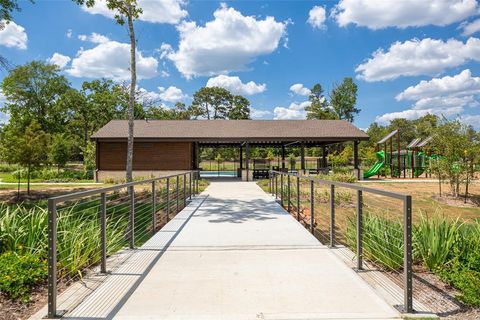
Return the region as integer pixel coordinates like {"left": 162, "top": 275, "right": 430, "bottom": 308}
{"left": 0, "top": 187, "right": 99, "bottom": 204}
{"left": 432, "top": 194, "right": 480, "bottom": 208}
{"left": 0, "top": 286, "right": 48, "bottom": 320}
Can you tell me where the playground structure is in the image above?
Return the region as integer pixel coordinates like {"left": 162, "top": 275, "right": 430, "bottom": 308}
{"left": 364, "top": 130, "right": 434, "bottom": 179}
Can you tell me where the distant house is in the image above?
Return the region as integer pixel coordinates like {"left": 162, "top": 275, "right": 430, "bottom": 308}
{"left": 91, "top": 119, "right": 369, "bottom": 181}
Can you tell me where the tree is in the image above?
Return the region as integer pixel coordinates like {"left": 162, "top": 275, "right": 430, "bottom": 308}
{"left": 49, "top": 133, "right": 71, "bottom": 171}
{"left": 0, "top": 0, "right": 33, "bottom": 22}
{"left": 1, "top": 61, "right": 70, "bottom": 133}
{"left": 81, "top": 140, "right": 96, "bottom": 172}
{"left": 228, "top": 95, "right": 250, "bottom": 119}
{"left": 305, "top": 83, "right": 337, "bottom": 120}
{"left": 146, "top": 102, "right": 191, "bottom": 120}
{"left": 432, "top": 119, "right": 472, "bottom": 198}
{"left": 191, "top": 87, "right": 230, "bottom": 119}
{"left": 0, "top": 121, "right": 50, "bottom": 194}
{"left": 330, "top": 77, "right": 360, "bottom": 122}
{"left": 190, "top": 87, "right": 250, "bottom": 119}
{"left": 75, "top": 0, "right": 142, "bottom": 182}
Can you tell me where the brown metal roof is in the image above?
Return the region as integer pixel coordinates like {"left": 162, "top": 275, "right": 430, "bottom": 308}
{"left": 91, "top": 120, "right": 369, "bottom": 143}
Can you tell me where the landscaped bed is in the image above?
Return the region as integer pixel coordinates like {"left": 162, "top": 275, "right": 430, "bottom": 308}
{"left": 0, "top": 178, "right": 209, "bottom": 320}
{"left": 257, "top": 178, "right": 480, "bottom": 318}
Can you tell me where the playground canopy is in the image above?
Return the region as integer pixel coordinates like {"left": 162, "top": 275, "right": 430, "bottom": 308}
{"left": 91, "top": 120, "right": 368, "bottom": 181}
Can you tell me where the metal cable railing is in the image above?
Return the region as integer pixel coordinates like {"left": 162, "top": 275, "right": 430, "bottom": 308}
{"left": 269, "top": 170, "right": 413, "bottom": 313}
{"left": 47, "top": 171, "right": 200, "bottom": 318}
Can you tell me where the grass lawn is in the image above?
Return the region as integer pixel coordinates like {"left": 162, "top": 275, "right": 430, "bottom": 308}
{"left": 360, "top": 181, "right": 480, "bottom": 222}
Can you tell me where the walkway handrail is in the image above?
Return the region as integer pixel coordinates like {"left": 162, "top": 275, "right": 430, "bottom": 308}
{"left": 268, "top": 170, "right": 413, "bottom": 313}
{"left": 47, "top": 170, "right": 200, "bottom": 318}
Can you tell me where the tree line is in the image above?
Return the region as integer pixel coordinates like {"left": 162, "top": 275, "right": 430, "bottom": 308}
{"left": 0, "top": 61, "right": 253, "bottom": 191}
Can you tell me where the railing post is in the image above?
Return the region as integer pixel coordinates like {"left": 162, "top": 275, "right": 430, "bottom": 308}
{"left": 166, "top": 178, "right": 170, "bottom": 222}
{"left": 183, "top": 173, "right": 187, "bottom": 208}
{"left": 129, "top": 185, "right": 135, "bottom": 249}
{"left": 176, "top": 175, "right": 180, "bottom": 213}
{"left": 296, "top": 175, "right": 300, "bottom": 221}
{"left": 47, "top": 199, "right": 57, "bottom": 319}
{"left": 100, "top": 192, "right": 107, "bottom": 273}
{"left": 269, "top": 171, "right": 272, "bottom": 195}
{"left": 330, "top": 184, "right": 335, "bottom": 247}
{"left": 151, "top": 181, "right": 157, "bottom": 236}
{"left": 195, "top": 172, "right": 199, "bottom": 195}
{"left": 404, "top": 195, "right": 413, "bottom": 313}
{"left": 310, "top": 180, "right": 314, "bottom": 234}
{"left": 189, "top": 172, "right": 192, "bottom": 200}
{"left": 287, "top": 174, "right": 291, "bottom": 212}
{"left": 356, "top": 190, "right": 363, "bottom": 270}
{"left": 280, "top": 173, "right": 284, "bottom": 207}
{"left": 275, "top": 173, "right": 278, "bottom": 199}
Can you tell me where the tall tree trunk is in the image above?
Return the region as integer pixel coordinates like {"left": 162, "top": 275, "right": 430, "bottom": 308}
{"left": 126, "top": 5, "right": 136, "bottom": 183}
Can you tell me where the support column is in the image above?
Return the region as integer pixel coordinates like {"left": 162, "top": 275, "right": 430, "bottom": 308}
{"left": 397, "top": 131, "right": 401, "bottom": 178}
{"left": 194, "top": 142, "right": 199, "bottom": 170}
{"left": 246, "top": 142, "right": 250, "bottom": 181}
{"left": 300, "top": 142, "right": 305, "bottom": 174}
{"left": 239, "top": 145, "right": 243, "bottom": 178}
{"left": 322, "top": 145, "right": 327, "bottom": 169}
{"left": 354, "top": 141, "right": 360, "bottom": 180}
{"left": 281, "top": 145, "right": 286, "bottom": 169}
{"left": 95, "top": 140, "right": 100, "bottom": 182}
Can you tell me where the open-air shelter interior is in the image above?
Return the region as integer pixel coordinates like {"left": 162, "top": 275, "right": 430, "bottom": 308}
{"left": 91, "top": 119, "right": 369, "bottom": 181}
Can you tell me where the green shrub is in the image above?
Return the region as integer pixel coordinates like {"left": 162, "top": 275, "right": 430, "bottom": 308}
{"left": 331, "top": 166, "right": 351, "bottom": 175}
{"left": 10, "top": 168, "right": 93, "bottom": 182}
{"left": 0, "top": 163, "right": 17, "bottom": 172}
{"left": 318, "top": 172, "right": 357, "bottom": 183}
{"left": 0, "top": 205, "right": 48, "bottom": 255}
{"left": 0, "top": 252, "right": 47, "bottom": 301}
{"left": 0, "top": 203, "right": 128, "bottom": 277}
{"left": 439, "top": 263, "right": 480, "bottom": 306}
{"left": 346, "top": 213, "right": 404, "bottom": 270}
{"left": 413, "top": 214, "right": 462, "bottom": 271}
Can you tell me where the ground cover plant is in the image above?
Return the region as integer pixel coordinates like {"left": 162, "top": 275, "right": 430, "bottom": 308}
{"left": 0, "top": 176, "right": 209, "bottom": 304}
{"left": 257, "top": 178, "right": 480, "bottom": 307}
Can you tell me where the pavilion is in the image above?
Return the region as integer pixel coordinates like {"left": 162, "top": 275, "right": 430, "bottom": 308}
{"left": 91, "top": 119, "right": 369, "bottom": 181}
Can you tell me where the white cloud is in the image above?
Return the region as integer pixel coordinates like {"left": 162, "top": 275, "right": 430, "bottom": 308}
{"left": 377, "top": 70, "right": 480, "bottom": 124}
{"left": 78, "top": 32, "right": 109, "bottom": 44}
{"left": 158, "top": 86, "right": 186, "bottom": 103}
{"left": 164, "top": 5, "right": 287, "bottom": 78}
{"left": 0, "top": 20, "right": 27, "bottom": 49}
{"left": 273, "top": 101, "right": 310, "bottom": 120}
{"left": 461, "top": 19, "right": 480, "bottom": 36}
{"left": 356, "top": 37, "right": 480, "bottom": 82}
{"left": 66, "top": 39, "right": 158, "bottom": 80}
{"left": 137, "top": 87, "right": 162, "bottom": 104}
{"left": 460, "top": 114, "right": 480, "bottom": 129}
{"left": 307, "top": 6, "right": 326, "bottom": 29}
{"left": 333, "top": 0, "right": 478, "bottom": 30}
{"left": 376, "top": 106, "right": 464, "bottom": 124}
{"left": 289, "top": 83, "right": 310, "bottom": 96}
{"left": 206, "top": 75, "right": 266, "bottom": 96}
{"left": 48, "top": 53, "right": 71, "bottom": 69}
{"left": 250, "top": 107, "right": 272, "bottom": 119}
{"left": 82, "top": 0, "right": 187, "bottom": 24}
{"left": 66, "top": 29, "right": 73, "bottom": 38}
{"left": 396, "top": 69, "right": 480, "bottom": 101}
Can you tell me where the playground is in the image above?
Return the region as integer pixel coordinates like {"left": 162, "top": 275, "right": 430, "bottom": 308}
{"left": 363, "top": 130, "right": 437, "bottom": 180}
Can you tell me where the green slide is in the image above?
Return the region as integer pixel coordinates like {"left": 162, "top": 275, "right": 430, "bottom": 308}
{"left": 363, "top": 150, "right": 385, "bottom": 179}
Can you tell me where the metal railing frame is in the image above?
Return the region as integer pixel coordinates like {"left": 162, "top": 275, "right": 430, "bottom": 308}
{"left": 269, "top": 170, "right": 413, "bottom": 313}
{"left": 47, "top": 170, "right": 199, "bottom": 318}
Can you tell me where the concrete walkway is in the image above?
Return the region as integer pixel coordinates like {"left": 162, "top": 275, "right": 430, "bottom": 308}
{"left": 63, "top": 181, "right": 400, "bottom": 320}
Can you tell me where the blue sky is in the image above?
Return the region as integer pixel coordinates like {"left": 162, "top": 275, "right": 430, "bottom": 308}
{"left": 1, "top": 0, "right": 480, "bottom": 129}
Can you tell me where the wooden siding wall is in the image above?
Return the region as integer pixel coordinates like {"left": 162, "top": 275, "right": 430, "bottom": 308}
{"left": 98, "top": 141, "right": 193, "bottom": 170}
